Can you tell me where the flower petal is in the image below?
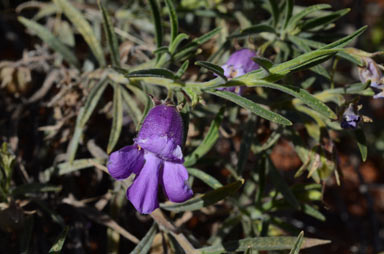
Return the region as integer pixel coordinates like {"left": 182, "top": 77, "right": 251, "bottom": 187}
{"left": 127, "top": 152, "right": 162, "bottom": 214}
{"left": 107, "top": 145, "right": 145, "bottom": 180}
{"left": 135, "top": 105, "right": 184, "bottom": 162}
{"left": 161, "top": 161, "right": 193, "bottom": 202}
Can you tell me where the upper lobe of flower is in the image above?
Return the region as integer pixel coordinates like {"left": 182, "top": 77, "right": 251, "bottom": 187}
{"left": 218, "top": 49, "right": 260, "bottom": 95}
{"left": 341, "top": 104, "right": 360, "bottom": 129}
{"left": 135, "top": 105, "right": 184, "bottom": 162}
{"left": 222, "top": 49, "right": 259, "bottom": 79}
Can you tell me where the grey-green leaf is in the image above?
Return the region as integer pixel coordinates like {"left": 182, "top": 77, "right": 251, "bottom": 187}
{"left": 18, "top": 17, "right": 79, "bottom": 67}
{"left": 160, "top": 179, "right": 244, "bottom": 212}
{"left": 99, "top": 1, "right": 120, "bottom": 67}
{"left": 230, "top": 24, "right": 275, "bottom": 38}
{"left": 354, "top": 129, "right": 367, "bottom": 162}
{"left": 107, "top": 83, "right": 123, "bottom": 154}
{"left": 164, "top": 0, "right": 178, "bottom": 43}
{"left": 54, "top": 0, "right": 105, "bottom": 66}
{"left": 148, "top": 0, "right": 163, "bottom": 49}
{"left": 115, "top": 67, "right": 176, "bottom": 80}
{"left": 196, "top": 61, "right": 227, "bottom": 81}
{"left": 130, "top": 223, "right": 157, "bottom": 254}
{"left": 289, "top": 231, "right": 304, "bottom": 254}
{"left": 184, "top": 108, "right": 224, "bottom": 167}
{"left": 198, "top": 236, "right": 330, "bottom": 253}
{"left": 187, "top": 168, "right": 223, "bottom": 189}
{"left": 49, "top": 227, "right": 69, "bottom": 254}
{"left": 208, "top": 90, "right": 292, "bottom": 126}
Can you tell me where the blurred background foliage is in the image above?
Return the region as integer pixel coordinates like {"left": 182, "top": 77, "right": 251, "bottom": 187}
{"left": 1, "top": 0, "right": 384, "bottom": 253}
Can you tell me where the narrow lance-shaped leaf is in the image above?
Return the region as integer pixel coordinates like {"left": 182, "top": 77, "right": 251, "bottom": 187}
{"left": 267, "top": 0, "right": 280, "bottom": 28}
{"left": 164, "top": 0, "right": 178, "bottom": 43}
{"left": 289, "top": 231, "right": 304, "bottom": 254}
{"left": 169, "top": 33, "right": 189, "bottom": 54}
{"left": 107, "top": 83, "right": 123, "bottom": 154}
{"left": 184, "top": 107, "right": 225, "bottom": 167}
{"left": 282, "top": 0, "right": 294, "bottom": 30}
{"left": 49, "top": 227, "right": 69, "bottom": 254}
{"left": 208, "top": 90, "right": 292, "bottom": 126}
{"left": 175, "top": 60, "right": 189, "bottom": 79}
{"left": 67, "top": 79, "right": 108, "bottom": 162}
{"left": 99, "top": 0, "right": 120, "bottom": 67}
{"left": 198, "top": 236, "right": 330, "bottom": 253}
{"left": 130, "top": 223, "right": 157, "bottom": 254}
{"left": 229, "top": 24, "right": 276, "bottom": 38}
{"left": 160, "top": 179, "right": 244, "bottom": 212}
{"left": 354, "top": 129, "right": 367, "bottom": 162}
{"left": 53, "top": 0, "right": 105, "bottom": 66}
{"left": 115, "top": 67, "right": 176, "bottom": 80}
{"left": 148, "top": 0, "right": 163, "bottom": 49}
{"left": 287, "top": 4, "right": 331, "bottom": 31}
{"left": 187, "top": 168, "right": 223, "bottom": 189}
{"left": 301, "top": 8, "right": 350, "bottom": 31}
{"left": 195, "top": 61, "right": 227, "bottom": 81}
{"left": 236, "top": 79, "right": 337, "bottom": 119}
{"left": 18, "top": 17, "right": 79, "bottom": 67}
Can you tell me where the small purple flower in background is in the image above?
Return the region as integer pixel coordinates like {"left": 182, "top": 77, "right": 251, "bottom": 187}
{"left": 218, "top": 49, "right": 260, "bottom": 95}
{"left": 341, "top": 103, "right": 361, "bottom": 129}
{"left": 107, "top": 104, "right": 193, "bottom": 214}
{"left": 358, "top": 57, "right": 384, "bottom": 99}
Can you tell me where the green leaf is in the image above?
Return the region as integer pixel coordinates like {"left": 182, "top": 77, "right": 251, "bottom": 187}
{"left": 41, "top": 158, "right": 106, "bottom": 182}
{"left": 184, "top": 108, "right": 224, "bottom": 167}
{"left": 67, "top": 79, "right": 108, "bottom": 162}
{"left": 107, "top": 83, "right": 123, "bottom": 154}
{"left": 49, "top": 227, "right": 69, "bottom": 254}
{"left": 282, "top": 0, "right": 294, "bottom": 30}
{"left": 169, "top": 33, "right": 189, "bottom": 54}
{"left": 130, "top": 223, "right": 157, "bottom": 254}
{"left": 287, "top": 4, "right": 331, "bottom": 31}
{"left": 268, "top": 159, "right": 300, "bottom": 209}
{"left": 99, "top": 0, "right": 120, "bottom": 67}
{"left": 302, "top": 204, "right": 325, "bottom": 221}
{"left": 12, "top": 183, "right": 61, "bottom": 197}
{"left": 121, "top": 87, "right": 142, "bottom": 127}
{"left": 54, "top": 0, "right": 105, "bottom": 66}
{"left": 198, "top": 236, "right": 330, "bottom": 253}
{"left": 175, "top": 60, "right": 189, "bottom": 79}
{"left": 174, "top": 27, "right": 221, "bottom": 60}
{"left": 354, "top": 129, "right": 367, "bottom": 162}
{"left": 229, "top": 24, "right": 275, "bottom": 38}
{"left": 208, "top": 90, "right": 292, "bottom": 126}
{"left": 18, "top": 17, "right": 79, "bottom": 67}
{"left": 252, "top": 56, "right": 273, "bottom": 72}
{"left": 289, "top": 231, "right": 304, "bottom": 254}
{"left": 187, "top": 168, "right": 223, "bottom": 189}
{"left": 148, "top": 0, "right": 163, "bottom": 50}
{"left": 153, "top": 46, "right": 169, "bottom": 54}
{"left": 164, "top": 0, "right": 178, "bottom": 43}
{"left": 19, "top": 216, "right": 34, "bottom": 254}
{"left": 160, "top": 179, "right": 244, "bottom": 212}
{"left": 301, "top": 8, "right": 350, "bottom": 31}
{"left": 195, "top": 61, "right": 227, "bottom": 81}
{"left": 266, "top": 0, "right": 279, "bottom": 28}
{"left": 238, "top": 80, "right": 337, "bottom": 119}
{"left": 115, "top": 67, "right": 176, "bottom": 80}
{"left": 321, "top": 26, "right": 367, "bottom": 50}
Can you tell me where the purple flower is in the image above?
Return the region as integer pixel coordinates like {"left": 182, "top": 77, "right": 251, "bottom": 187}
{"left": 358, "top": 57, "right": 384, "bottom": 98}
{"left": 340, "top": 104, "right": 360, "bottom": 129}
{"left": 218, "top": 49, "right": 260, "bottom": 95}
{"left": 107, "top": 104, "right": 193, "bottom": 214}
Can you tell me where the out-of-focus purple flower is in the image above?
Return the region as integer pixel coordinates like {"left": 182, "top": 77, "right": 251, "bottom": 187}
{"left": 358, "top": 57, "right": 384, "bottom": 99}
{"left": 218, "top": 49, "right": 260, "bottom": 95}
{"left": 107, "top": 105, "right": 193, "bottom": 214}
{"left": 340, "top": 104, "right": 361, "bottom": 129}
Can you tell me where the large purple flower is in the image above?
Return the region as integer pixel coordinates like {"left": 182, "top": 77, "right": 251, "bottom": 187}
{"left": 218, "top": 49, "right": 260, "bottom": 95}
{"left": 107, "top": 105, "right": 193, "bottom": 214}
